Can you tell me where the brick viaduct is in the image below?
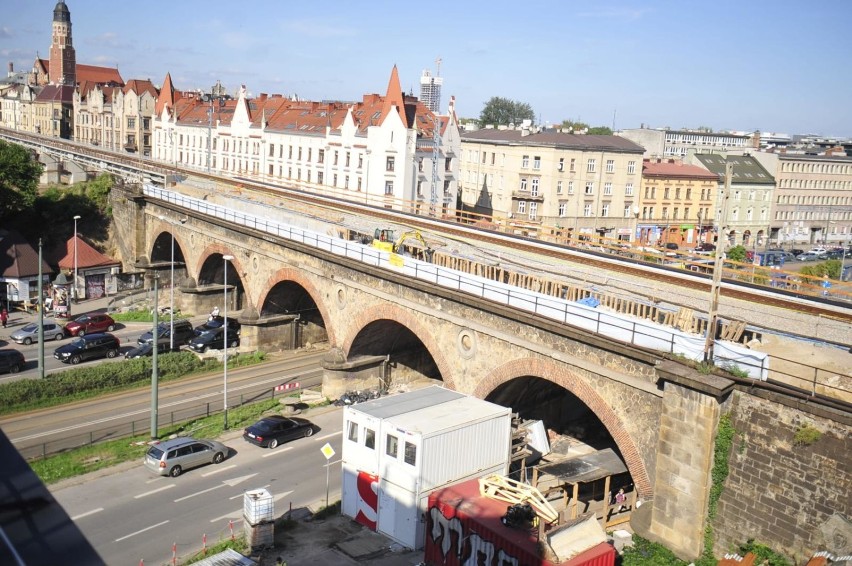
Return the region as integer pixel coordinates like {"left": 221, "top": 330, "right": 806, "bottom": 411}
{"left": 111, "top": 185, "right": 851, "bottom": 561}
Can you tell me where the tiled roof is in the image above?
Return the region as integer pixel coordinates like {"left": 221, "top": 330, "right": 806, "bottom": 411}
{"left": 0, "top": 230, "right": 53, "bottom": 278}
{"left": 124, "top": 79, "right": 158, "bottom": 98}
{"left": 642, "top": 160, "right": 720, "bottom": 180}
{"left": 37, "top": 58, "right": 124, "bottom": 86}
{"left": 155, "top": 72, "right": 180, "bottom": 116}
{"left": 462, "top": 129, "right": 645, "bottom": 153}
{"left": 56, "top": 235, "right": 120, "bottom": 270}
{"left": 34, "top": 84, "right": 75, "bottom": 103}
{"left": 693, "top": 154, "right": 775, "bottom": 184}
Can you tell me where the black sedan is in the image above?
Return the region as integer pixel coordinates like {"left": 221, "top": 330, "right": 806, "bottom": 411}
{"left": 243, "top": 415, "right": 314, "bottom": 449}
{"left": 194, "top": 316, "right": 241, "bottom": 337}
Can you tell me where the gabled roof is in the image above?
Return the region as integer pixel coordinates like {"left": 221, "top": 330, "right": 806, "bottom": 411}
{"left": 693, "top": 154, "right": 775, "bottom": 184}
{"left": 56, "top": 235, "right": 120, "bottom": 270}
{"left": 462, "top": 129, "right": 645, "bottom": 153}
{"left": 0, "top": 230, "right": 53, "bottom": 279}
{"left": 124, "top": 79, "right": 158, "bottom": 98}
{"left": 34, "top": 84, "right": 74, "bottom": 103}
{"left": 643, "top": 159, "right": 720, "bottom": 180}
{"left": 156, "top": 72, "right": 179, "bottom": 116}
{"left": 37, "top": 58, "right": 124, "bottom": 86}
{"left": 379, "top": 65, "right": 407, "bottom": 128}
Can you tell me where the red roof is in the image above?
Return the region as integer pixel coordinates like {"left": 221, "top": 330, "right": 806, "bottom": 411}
{"left": 37, "top": 58, "right": 124, "bottom": 86}
{"left": 642, "top": 159, "right": 720, "bottom": 180}
{"left": 57, "top": 236, "right": 120, "bottom": 270}
{"left": 124, "top": 79, "right": 158, "bottom": 98}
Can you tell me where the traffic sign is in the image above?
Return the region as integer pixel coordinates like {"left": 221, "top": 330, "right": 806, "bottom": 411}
{"left": 321, "top": 442, "right": 335, "bottom": 460}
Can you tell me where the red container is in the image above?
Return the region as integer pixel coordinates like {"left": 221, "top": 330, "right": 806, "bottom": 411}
{"left": 424, "top": 478, "right": 615, "bottom": 566}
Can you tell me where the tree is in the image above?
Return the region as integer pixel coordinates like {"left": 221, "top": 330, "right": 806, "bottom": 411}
{"left": 0, "top": 140, "right": 42, "bottom": 222}
{"left": 479, "top": 97, "right": 535, "bottom": 127}
{"left": 727, "top": 245, "right": 747, "bottom": 263}
{"left": 560, "top": 120, "right": 612, "bottom": 135}
{"left": 587, "top": 126, "right": 613, "bottom": 135}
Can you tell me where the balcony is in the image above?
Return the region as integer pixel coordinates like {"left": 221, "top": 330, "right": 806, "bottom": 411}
{"left": 511, "top": 190, "right": 544, "bottom": 202}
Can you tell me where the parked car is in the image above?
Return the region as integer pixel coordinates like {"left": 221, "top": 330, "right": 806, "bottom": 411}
{"left": 193, "top": 315, "right": 241, "bottom": 337}
{"left": 143, "top": 437, "right": 228, "bottom": 477}
{"left": 54, "top": 333, "right": 121, "bottom": 364}
{"left": 64, "top": 313, "right": 116, "bottom": 337}
{"left": 137, "top": 319, "right": 195, "bottom": 347}
{"left": 663, "top": 242, "right": 679, "bottom": 250}
{"left": 243, "top": 415, "right": 315, "bottom": 449}
{"left": 0, "top": 349, "right": 25, "bottom": 374}
{"left": 807, "top": 247, "right": 827, "bottom": 255}
{"left": 188, "top": 329, "right": 239, "bottom": 353}
{"left": 796, "top": 252, "right": 819, "bottom": 261}
{"left": 825, "top": 249, "right": 844, "bottom": 260}
{"left": 124, "top": 342, "right": 180, "bottom": 359}
{"left": 693, "top": 243, "right": 716, "bottom": 254}
{"left": 790, "top": 248, "right": 805, "bottom": 257}
{"left": 11, "top": 321, "right": 65, "bottom": 344}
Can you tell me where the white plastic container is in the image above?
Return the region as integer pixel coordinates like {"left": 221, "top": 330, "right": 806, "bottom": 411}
{"left": 243, "top": 488, "right": 274, "bottom": 525}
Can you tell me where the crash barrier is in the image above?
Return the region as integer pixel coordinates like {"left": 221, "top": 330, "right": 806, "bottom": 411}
{"left": 144, "top": 184, "right": 768, "bottom": 380}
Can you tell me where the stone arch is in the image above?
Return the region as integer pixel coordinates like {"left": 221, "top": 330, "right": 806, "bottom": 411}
{"left": 256, "top": 267, "right": 337, "bottom": 346}
{"left": 343, "top": 303, "right": 456, "bottom": 390}
{"left": 195, "top": 245, "right": 252, "bottom": 308}
{"left": 473, "top": 357, "right": 653, "bottom": 499}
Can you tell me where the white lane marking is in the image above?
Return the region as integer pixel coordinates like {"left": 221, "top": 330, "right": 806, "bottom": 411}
{"left": 201, "top": 464, "right": 236, "bottom": 477}
{"left": 134, "top": 484, "right": 176, "bottom": 499}
{"left": 222, "top": 473, "right": 258, "bottom": 487}
{"left": 273, "top": 490, "right": 294, "bottom": 502}
{"left": 315, "top": 431, "right": 342, "bottom": 441}
{"left": 174, "top": 484, "right": 226, "bottom": 503}
{"left": 230, "top": 484, "right": 270, "bottom": 499}
{"left": 210, "top": 511, "right": 243, "bottom": 523}
{"left": 71, "top": 507, "right": 103, "bottom": 521}
{"left": 115, "top": 520, "right": 170, "bottom": 542}
{"left": 261, "top": 446, "right": 294, "bottom": 458}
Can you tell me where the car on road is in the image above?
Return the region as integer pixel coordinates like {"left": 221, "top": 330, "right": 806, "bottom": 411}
{"left": 54, "top": 333, "right": 121, "bottom": 364}
{"left": 137, "top": 319, "right": 195, "bottom": 347}
{"left": 796, "top": 252, "right": 820, "bottom": 261}
{"left": 64, "top": 313, "right": 116, "bottom": 337}
{"left": 243, "top": 415, "right": 315, "bottom": 449}
{"left": 188, "top": 328, "right": 239, "bottom": 353}
{"left": 790, "top": 248, "right": 805, "bottom": 257}
{"left": 144, "top": 437, "right": 228, "bottom": 477}
{"left": 663, "top": 242, "right": 679, "bottom": 250}
{"left": 10, "top": 321, "right": 65, "bottom": 344}
{"left": 123, "top": 342, "right": 181, "bottom": 359}
{"left": 0, "top": 349, "right": 25, "bottom": 374}
{"left": 193, "top": 315, "right": 241, "bottom": 337}
{"left": 692, "top": 243, "right": 716, "bottom": 255}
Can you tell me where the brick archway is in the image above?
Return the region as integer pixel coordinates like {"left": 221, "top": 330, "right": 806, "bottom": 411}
{"left": 256, "top": 267, "right": 337, "bottom": 346}
{"left": 343, "top": 303, "right": 456, "bottom": 390}
{"left": 473, "top": 357, "right": 653, "bottom": 499}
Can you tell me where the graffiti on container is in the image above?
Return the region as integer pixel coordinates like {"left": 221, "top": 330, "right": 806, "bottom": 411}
{"left": 428, "top": 506, "right": 519, "bottom": 566}
{"left": 355, "top": 470, "right": 378, "bottom": 530}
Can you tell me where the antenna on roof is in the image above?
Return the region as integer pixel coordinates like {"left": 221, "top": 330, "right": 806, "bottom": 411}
{"left": 436, "top": 57, "right": 442, "bottom": 77}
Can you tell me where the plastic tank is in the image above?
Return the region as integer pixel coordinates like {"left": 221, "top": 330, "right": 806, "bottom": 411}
{"left": 243, "top": 488, "right": 274, "bottom": 525}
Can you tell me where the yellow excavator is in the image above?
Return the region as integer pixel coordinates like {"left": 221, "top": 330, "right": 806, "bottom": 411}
{"left": 372, "top": 229, "right": 433, "bottom": 263}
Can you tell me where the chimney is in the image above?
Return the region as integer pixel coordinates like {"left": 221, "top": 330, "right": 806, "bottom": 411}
{"left": 8, "top": 61, "right": 13, "bottom": 75}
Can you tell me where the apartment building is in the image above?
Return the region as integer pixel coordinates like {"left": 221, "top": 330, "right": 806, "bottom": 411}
{"left": 638, "top": 159, "right": 719, "bottom": 247}
{"left": 74, "top": 79, "right": 158, "bottom": 154}
{"left": 619, "top": 127, "right": 753, "bottom": 158}
{"left": 458, "top": 128, "right": 644, "bottom": 240}
{"left": 152, "top": 66, "right": 459, "bottom": 214}
{"left": 752, "top": 152, "right": 852, "bottom": 247}
{"left": 692, "top": 154, "right": 775, "bottom": 247}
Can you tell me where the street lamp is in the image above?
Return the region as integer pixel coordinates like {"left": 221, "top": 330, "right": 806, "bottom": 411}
{"left": 150, "top": 273, "right": 159, "bottom": 439}
{"left": 73, "top": 215, "right": 81, "bottom": 303}
{"left": 158, "top": 215, "right": 185, "bottom": 351}
{"left": 632, "top": 205, "right": 640, "bottom": 245}
{"left": 222, "top": 254, "right": 234, "bottom": 430}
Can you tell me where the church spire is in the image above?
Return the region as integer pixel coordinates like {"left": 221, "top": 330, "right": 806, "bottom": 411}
{"left": 379, "top": 65, "right": 407, "bottom": 128}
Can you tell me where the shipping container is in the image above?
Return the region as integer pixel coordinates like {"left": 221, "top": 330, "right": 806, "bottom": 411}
{"left": 342, "top": 386, "right": 512, "bottom": 550}
{"left": 425, "top": 478, "right": 616, "bottom": 566}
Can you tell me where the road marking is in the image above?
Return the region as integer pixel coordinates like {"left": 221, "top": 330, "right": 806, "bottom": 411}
{"left": 115, "top": 520, "right": 170, "bottom": 542}
{"left": 201, "top": 464, "right": 236, "bottom": 477}
{"left": 273, "top": 489, "right": 294, "bottom": 502}
{"left": 174, "top": 484, "right": 226, "bottom": 503}
{"left": 230, "top": 484, "right": 270, "bottom": 499}
{"left": 210, "top": 510, "right": 243, "bottom": 523}
{"left": 315, "top": 431, "right": 342, "bottom": 441}
{"left": 134, "top": 484, "right": 176, "bottom": 499}
{"left": 222, "top": 473, "right": 258, "bottom": 487}
{"left": 71, "top": 507, "right": 103, "bottom": 521}
{"left": 261, "top": 446, "right": 294, "bottom": 458}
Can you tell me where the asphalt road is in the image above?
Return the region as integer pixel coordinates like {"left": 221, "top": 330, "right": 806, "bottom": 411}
{"left": 1, "top": 351, "right": 327, "bottom": 459}
{"left": 50, "top": 407, "right": 344, "bottom": 565}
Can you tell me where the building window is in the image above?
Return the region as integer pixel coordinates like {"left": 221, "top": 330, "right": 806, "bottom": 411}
{"left": 584, "top": 203, "right": 593, "bottom": 217}
{"left": 522, "top": 155, "right": 529, "bottom": 168}
{"left": 318, "top": 172, "right": 324, "bottom": 184}
{"left": 318, "top": 149, "right": 325, "bottom": 164}
{"left": 606, "top": 159, "right": 614, "bottom": 173}
{"left": 386, "top": 156, "right": 395, "bottom": 172}
{"left": 385, "top": 181, "right": 394, "bottom": 195}
{"left": 127, "top": 117, "right": 136, "bottom": 128}
{"left": 558, "top": 202, "right": 567, "bottom": 217}
{"left": 307, "top": 148, "right": 312, "bottom": 162}
{"left": 686, "top": 188, "right": 692, "bottom": 200}
{"left": 345, "top": 175, "right": 349, "bottom": 189}
{"left": 627, "top": 160, "right": 636, "bottom": 174}
{"left": 557, "top": 181, "right": 563, "bottom": 194}
{"left": 529, "top": 202, "right": 538, "bottom": 220}
{"left": 347, "top": 421, "right": 358, "bottom": 442}
{"left": 364, "top": 428, "right": 375, "bottom": 449}
{"left": 298, "top": 147, "right": 302, "bottom": 160}
{"left": 570, "top": 158, "right": 576, "bottom": 172}
{"left": 444, "top": 180, "right": 451, "bottom": 194}
{"left": 533, "top": 156, "right": 541, "bottom": 170}
{"left": 604, "top": 182, "right": 613, "bottom": 196}
{"left": 333, "top": 150, "right": 339, "bottom": 165}
{"left": 558, "top": 158, "right": 564, "bottom": 172}
{"left": 624, "top": 205, "right": 632, "bottom": 217}
{"left": 289, "top": 145, "right": 293, "bottom": 159}
{"left": 518, "top": 201, "right": 526, "bottom": 214}
{"left": 585, "top": 181, "right": 594, "bottom": 195}
{"left": 268, "top": 143, "right": 275, "bottom": 157}
{"left": 601, "top": 203, "right": 609, "bottom": 217}
{"left": 625, "top": 182, "right": 634, "bottom": 196}
{"left": 418, "top": 158, "right": 424, "bottom": 172}
{"left": 445, "top": 157, "right": 452, "bottom": 171}
{"left": 404, "top": 441, "right": 417, "bottom": 466}
{"left": 664, "top": 187, "right": 670, "bottom": 199}
{"left": 531, "top": 178, "right": 539, "bottom": 196}
{"left": 358, "top": 153, "right": 363, "bottom": 169}
{"left": 587, "top": 159, "right": 596, "bottom": 173}
{"left": 345, "top": 151, "right": 351, "bottom": 167}
{"left": 333, "top": 174, "right": 338, "bottom": 186}
{"left": 520, "top": 178, "right": 528, "bottom": 191}
{"left": 747, "top": 208, "right": 753, "bottom": 221}
{"left": 567, "top": 181, "right": 574, "bottom": 195}
{"left": 386, "top": 434, "right": 398, "bottom": 458}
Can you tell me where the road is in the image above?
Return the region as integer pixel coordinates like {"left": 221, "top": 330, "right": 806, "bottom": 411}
{"left": 50, "top": 407, "right": 344, "bottom": 565}
{"left": 1, "top": 351, "right": 327, "bottom": 459}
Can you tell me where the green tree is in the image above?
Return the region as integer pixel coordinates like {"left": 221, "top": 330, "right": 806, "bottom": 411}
{"left": 561, "top": 119, "right": 589, "bottom": 131}
{"left": 587, "top": 126, "right": 613, "bottom": 135}
{"left": 726, "top": 245, "right": 747, "bottom": 263}
{"left": 479, "top": 97, "right": 535, "bottom": 127}
{"left": 0, "top": 139, "right": 43, "bottom": 222}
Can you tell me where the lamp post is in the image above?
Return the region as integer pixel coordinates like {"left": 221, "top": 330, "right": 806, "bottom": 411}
{"left": 222, "top": 254, "right": 234, "bottom": 430}
{"left": 632, "top": 205, "right": 640, "bottom": 245}
{"left": 150, "top": 273, "right": 159, "bottom": 439}
{"left": 158, "top": 215, "right": 178, "bottom": 351}
{"left": 72, "top": 215, "right": 81, "bottom": 303}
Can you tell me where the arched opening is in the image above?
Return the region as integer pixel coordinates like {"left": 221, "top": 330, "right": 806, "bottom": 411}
{"left": 261, "top": 281, "right": 327, "bottom": 347}
{"left": 198, "top": 253, "right": 245, "bottom": 311}
{"left": 348, "top": 320, "right": 441, "bottom": 387}
{"left": 150, "top": 231, "right": 187, "bottom": 286}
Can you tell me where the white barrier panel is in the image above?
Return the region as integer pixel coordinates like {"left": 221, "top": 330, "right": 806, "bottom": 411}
{"left": 143, "top": 184, "right": 769, "bottom": 380}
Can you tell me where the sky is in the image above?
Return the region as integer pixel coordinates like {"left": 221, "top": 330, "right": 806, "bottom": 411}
{"left": 2, "top": 0, "right": 851, "bottom": 137}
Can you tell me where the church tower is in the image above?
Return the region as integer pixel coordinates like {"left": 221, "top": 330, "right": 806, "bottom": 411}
{"left": 48, "top": 1, "right": 76, "bottom": 86}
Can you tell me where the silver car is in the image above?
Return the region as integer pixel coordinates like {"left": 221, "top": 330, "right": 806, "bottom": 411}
{"left": 11, "top": 321, "right": 66, "bottom": 345}
{"left": 143, "top": 437, "right": 228, "bottom": 477}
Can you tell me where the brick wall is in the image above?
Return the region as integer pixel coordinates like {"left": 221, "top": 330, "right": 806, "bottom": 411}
{"left": 714, "top": 391, "right": 852, "bottom": 560}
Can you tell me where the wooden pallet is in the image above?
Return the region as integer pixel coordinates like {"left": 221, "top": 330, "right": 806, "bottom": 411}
{"left": 479, "top": 474, "right": 559, "bottom": 524}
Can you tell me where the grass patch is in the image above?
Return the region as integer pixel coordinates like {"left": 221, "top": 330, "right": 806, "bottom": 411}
{"left": 0, "top": 351, "right": 267, "bottom": 416}
{"left": 621, "top": 535, "right": 689, "bottom": 566}
{"left": 30, "top": 397, "right": 282, "bottom": 484}
{"left": 181, "top": 535, "right": 247, "bottom": 565}
{"left": 793, "top": 423, "right": 822, "bottom": 446}
{"left": 313, "top": 500, "right": 341, "bottom": 521}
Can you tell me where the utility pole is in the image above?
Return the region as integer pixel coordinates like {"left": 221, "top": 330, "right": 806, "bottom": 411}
{"left": 704, "top": 162, "right": 732, "bottom": 363}
{"left": 430, "top": 115, "right": 440, "bottom": 217}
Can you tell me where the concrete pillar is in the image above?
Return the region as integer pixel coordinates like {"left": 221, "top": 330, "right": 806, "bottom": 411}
{"left": 39, "top": 153, "right": 60, "bottom": 184}
{"left": 640, "top": 361, "right": 734, "bottom": 560}
{"left": 321, "top": 348, "right": 390, "bottom": 399}
{"left": 65, "top": 160, "right": 87, "bottom": 184}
